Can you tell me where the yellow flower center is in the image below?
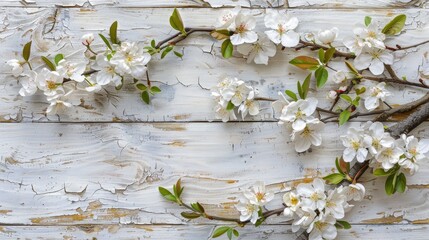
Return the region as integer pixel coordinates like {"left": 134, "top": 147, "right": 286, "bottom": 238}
{"left": 290, "top": 196, "right": 299, "bottom": 206}
{"left": 47, "top": 81, "right": 57, "bottom": 90}
{"left": 236, "top": 24, "right": 246, "bottom": 33}
{"left": 368, "top": 31, "right": 377, "bottom": 38}
{"left": 351, "top": 141, "right": 360, "bottom": 150}
{"left": 255, "top": 192, "right": 265, "bottom": 201}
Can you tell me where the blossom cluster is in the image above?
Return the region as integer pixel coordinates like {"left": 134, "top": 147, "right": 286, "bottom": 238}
{"left": 341, "top": 121, "right": 429, "bottom": 175}
{"left": 273, "top": 93, "right": 325, "bottom": 152}
{"left": 236, "top": 179, "right": 365, "bottom": 240}
{"left": 211, "top": 77, "right": 260, "bottom": 122}
{"left": 7, "top": 32, "right": 152, "bottom": 114}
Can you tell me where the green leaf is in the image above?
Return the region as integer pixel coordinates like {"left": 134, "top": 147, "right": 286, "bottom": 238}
{"left": 352, "top": 96, "right": 361, "bottom": 107}
{"left": 136, "top": 83, "right": 147, "bottom": 91}
{"left": 141, "top": 90, "right": 150, "bottom": 104}
{"left": 151, "top": 39, "right": 156, "bottom": 48}
{"left": 109, "top": 21, "right": 118, "bottom": 44}
{"left": 324, "top": 47, "right": 336, "bottom": 63}
{"left": 99, "top": 34, "right": 113, "bottom": 51}
{"left": 210, "top": 29, "right": 231, "bottom": 40}
{"left": 335, "top": 157, "right": 343, "bottom": 174}
{"left": 340, "top": 94, "right": 353, "bottom": 103}
{"left": 226, "top": 101, "right": 235, "bottom": 111}
{"left": 170, "top": 8, "right": 185, "bottom": 34}
{"left": 221, "top": 39, "right": 233, "bottom": 59}
{"left": 285, "top": 90, "right": 298, "bottom": 101}
{"left": 382, "top": 14, "right": 406, "bottom": 35}
{"left": 315, "top": 66, "right": 328, "bottom": 88}
{"left": 297, "top": 81, "right": 304, "bottom": 99}
{"left": 227, "top": 229, "right": 233, "bottom": 240}
{"left": 289, "top": 56, "right": 319, "bottom": 70}
{"left": 355, "top": 87, "right": 366, "bottom": 95}
{"left": 173, "top": 178, "right": 182, "bottom": 198}
{"left": 364, "top": 16, "right": 372, "bottom": 26}
{"left": 323, "top": 173, "right": 344, "bottom": 184}
{"left": 385, "top": 174, "right": 396, "bottom": 195}
{"left": 41, "top": 56, "right": 56, "bottom": 71}
{"left": 255, "top": 217, "right": 265, "bottom": 227}
{"left": 191, "top": 202, "right": 205, "bottom": 213}
{"left": 318, "top": 49, "right": 325, "bottom": 63}
{"left": 395, "top": 173, "right": 406, "bottom": 193}
{"left": 174, "top": 51, "right": 183, "bottom": 58}
{"left": 336, "top": 220, "right": 352, "bottom": 229}
{"left": 161, "top": 46, "right": 174, "bottom": 59}
{"left": 22, "top": 41, "right": 32, "bottom": 62}
{"left": 150, "top": 86, "right": 161, "bottom": 94}
{"left": 339, "top": 110, "right": 351, "bottom": 126}
{"left": 54, "top": 54, "right": 64, "bottom": 65}
{"left": 345, "top": 61, "right": 359, "bottom": 75}
{"left": 232, "top": 229, "right": 239, "bottom": 237}
{"left": 302, "top": 73, "right": 311, "bottom": 99}
{"left": 212, "top": 226, "right": 230, "bottom": 238}
{"left": 180, "top": 211, "right": 201, "bottom": 219}
{"left": 158, "top": 187, "right": 177, "bottom": 202}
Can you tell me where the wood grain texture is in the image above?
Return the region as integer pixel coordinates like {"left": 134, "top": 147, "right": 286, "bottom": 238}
{"left": 0, "top": 8, "right": 428, "bottom": 122}
{"left": 1, "top": 122, "right": 429, "bottom": 226}
{"left": 1, "top": 224, "right": 428, "bottom": 239}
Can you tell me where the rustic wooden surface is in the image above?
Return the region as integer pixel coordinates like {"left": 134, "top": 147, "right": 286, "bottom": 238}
{"left": 0, "top": 1, "right": 428, "bottom": 239}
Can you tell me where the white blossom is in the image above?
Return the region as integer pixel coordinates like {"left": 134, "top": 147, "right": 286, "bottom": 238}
{"left": 230, "top": 13, "right": 258, "bottom": 45}
{"left": 317, "top": 27, "right": 338, "bottom": 45}
{"left": 110, "top": 41, "right": 151, "bottom": 79}
{"left": 344, "top": 23, "right": 385, "bottom": 56}
{"left": 243, "top": 181, "right": 274, "bottom": 206}
{"left": 264, "top": 10, "right": 300, "bottom": 48}
{"left": 238, "top": 93, "right": 260, "bottom": 119}
{"left": 354, "top": 48, "right": 394, "bottom": 75}
{"left": 7, "top": 59, "right": 24, "bottom": 77}
{"left": 345, "top": 183, "right": 366, "bottom": 202}
{"left": 237, "top": 35, "right": 277, "bottom": 65}
{"left": 291, "top": 118, "right": 325, "bottom": 152}
{"left": 279, "top": 98, "right": 318, "bottom": 131}
{"left": 92, "top": 54, "right": 122, "bottom": 86}
{"left": 214, "top": 102, "right": 237, "bottom": 122}
{"left": 375, "top": 144, "right": 404, "bottom": 171}
{"left": 297, "top": 178, "right": 326, "bottom": 211}
{"left": 362, "top": 82, "right": 391, "bottom": 111}
{"left": 324, "top": 188, "right": 347, "bottom": 219}
{"left": 397, "top": 134, "right": 429, "bottom": 175}
{"left": 283, "top": 191, "right": 301, "bottom": 212}
{"left": 332, "top": 70, "right": 354, "bottom": 84}
{"left": 36, "top": 68, "right": 64, "bottom": 97}
{"left": 307, "top": 214, "right": 337, "bottom": 240}
{"left": 19, "top": 71, "right": 38, "bottom": 97}
{"left": 272, "top": 91, "right": 290, "bottom": 117}
{"left": 291, "top": 207, "right": 317, "bottom": 232}
{"left": 57, "top": 59, "right": 86, "bottom": 83}
{"left": 81, "top": 33, "right": 95, "bottom": 46}
{"left": 215, "top": 6, "right": 240, "bottom": 30}
{"left": 235, "top": 196, "right": 260, "bottom": 224}
{"left": 363, "top": 121, "right": 395, "bottom": 155}
{"left": 340, "top": 127, "right": 369, "bottom": 162}
{"left": 46, "top": 89, "right": 79, "bottom": 114}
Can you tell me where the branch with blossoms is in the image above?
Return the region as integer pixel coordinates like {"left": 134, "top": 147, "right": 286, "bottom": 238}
{"left": 158, "top": 9, "right": 429, "bottom": 240}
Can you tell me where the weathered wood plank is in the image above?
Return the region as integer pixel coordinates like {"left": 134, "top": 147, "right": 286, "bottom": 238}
{"left": 289, "top": 0, "right": 427, "bottom": 8}
{"left": 0, "top": 224, "right": 428, "bottom": 239}
{"left": 0, "top": 7, "right": 428, "bottom": 122}
{"left": 1, "top": 122, "right": 429, "bottom": 225}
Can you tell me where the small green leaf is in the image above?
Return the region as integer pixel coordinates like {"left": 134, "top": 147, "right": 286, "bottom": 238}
{"left": 158, "top": 187, "right": 177, "bottom": 202}
{"left": 170, "top": 8, "right": 185, "bottom": 34}
{"left": 335, "top": 157, "right": 343, "bottom": 174}
{"left": 382, "top": 14, "right": 406, "bottom": 35}
{"left": 315, "top": 66, "right": 328, "bottom": 88}
{"left": 340, "top": 94, "right": 353, "bottom": 103}
{"left": 161, "top": 46, "right": 174, "bottom": 59}
{"left": 285, "top": 90, "right": 298, "bottom": 101}
{"left": 345, "top": 61, "right": 359, "bottom": 75}
{"left": 221, "top": 39, "right": 233, "bottom": 59}
{"left": 150, "top": 86, "right": 161, "bottom": 94}
{"left": 109, "top": 21, "right": 118, "bottom": 44}
{"left": 364, "top": 16, "right": 372, "bottom": 26}
{"left": 136, "top": 83, "right": 147, "bottom": 91}
{"left": 22, "top": 41, "right": 32, "bottom": 62}
{"left": 339, "top": 110, "right": 351, "bottom": 126}
{"left": 302, "top": 73, "right": 311, "bottom": 99}
{"left": 297, "top": 81, "right": 304, "bottom": 99}
{"left": 318, "top": 49, "right": 325, "bottom": 63}
{"left": 227, "top": 229, "right": 233, "bottom": 240}
{"left": 141, "top": 90, "right": 150, "bottom": 104}
{"left": 255, "top": 217, "right": 265, "bottom": 227}
{"left": 395, "top": 173, "right": 406, "bottom": 193}
{"left": 151, "top": 39, "right": 156, "bottom": 48}
{"left": 323, "top": 173, "right": 344, "bottom": 184}
{"left": 336, "top": 220, "right": 351, "bottom": 229}
{"left": 99, "top": 34, "right": 113, "bottom": 51}
{"left": 41, "top": 56, "right": 56, "bottom": 71}
{"left": 226, "top": 101, "right": 235, "bottom": 111}
{"left": 324, "top": 47, "right": 336, "bottom": 63}
{"left": 174, "top": 51, "right": 183, "bottom": 58}
{"left": 289, "top": 56, "right": 319, "bottom": 70}
{"left": 210, "top": 29, "right": 231, "bottom": 40}
{"left": 212, "top": 226, "right": 230, "bottom": 238}
{"left": 355, "top": 87, "right": 366, "bottom": 95}
{"left": 385, "top": 174, "right": 396, "bottom": 195}
{"left": 191, "top": 202, "right": 205, "bottom": 213}
{"left": 54, "top": 54, "right": 64, "bottom": 65}
{"left": 232, "top": 229, "right": 239, "bottom": 237}
{"left": 180, "top": 211, "right": 201, "bottom": 219}
{"left": 352, "top": 96, "right": 361, "bottom": 107}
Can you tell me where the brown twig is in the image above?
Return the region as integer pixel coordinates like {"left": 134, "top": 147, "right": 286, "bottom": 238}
{"left": 387, "top": 40, "right": 429, "bottom": 51}
{"left": 362, "top": 75, "right": 429, "bottom": 89}
{"left": 297, "top": 40, "right": 355, "bottom": 59}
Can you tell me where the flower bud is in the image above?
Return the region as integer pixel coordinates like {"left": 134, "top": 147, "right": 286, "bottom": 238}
{"left": 317, "top": 27, "right": 338, "bottom": 45}
{"left": 328, "top": 90, "right": 337, "bottom": 99}
{"left": 81, "top": 33, "right": 95, "bottom": 46}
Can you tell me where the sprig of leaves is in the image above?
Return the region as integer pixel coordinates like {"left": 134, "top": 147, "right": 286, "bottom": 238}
{"left": 170, "top": 8, "right": 186, "bottom": 35}
{"left": 212, "top": 226, "right": 239, "bottom": 240}
{"left": 373, "top": 164, "right": 407, "bottom": 195}
{"left": 136, "top": 82, "right": 161, "bottom": 104}
{"left": 323, "top": 157, "right": 351, "bottom": 184}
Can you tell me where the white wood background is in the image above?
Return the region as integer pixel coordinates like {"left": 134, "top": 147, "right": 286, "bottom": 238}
{"left": 1, "top": 1, "right": 429, "bottom": 239}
